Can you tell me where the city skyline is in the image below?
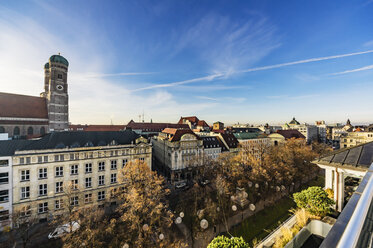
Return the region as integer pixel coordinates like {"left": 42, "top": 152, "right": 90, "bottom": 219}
{"left": 1, "top": 1, "right": 373, "bottom": 125}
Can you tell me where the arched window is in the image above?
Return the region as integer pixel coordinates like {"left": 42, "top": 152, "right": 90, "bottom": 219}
{"left": 0, "top": 126, "right": 5, "bottom": 133}
{"left": 13, "top": 126, "right": 20, "bottom": 136}
{"left": 40, "top": 127, "right": 46, "bottom": 135}
{"left": 27, "top": 127, "right": 34, "bottom": 135}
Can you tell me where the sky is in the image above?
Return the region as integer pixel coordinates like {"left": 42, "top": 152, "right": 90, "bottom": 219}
{"left": 1, "top": 0, "right": 373, "bottom": 125}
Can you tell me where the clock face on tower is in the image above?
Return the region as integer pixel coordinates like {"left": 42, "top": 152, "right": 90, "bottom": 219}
{"left": 56, "top": 84, "right": 64, "bottom": 91}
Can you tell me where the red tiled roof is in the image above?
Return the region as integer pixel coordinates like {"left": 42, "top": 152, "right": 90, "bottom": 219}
{"left": 276, "top": 130, "right": 305, "bottom": 139}
{"left": 162, "top": 128, "right": 198, "bottom": 142}
{"left": 178, "top": 116, "right": 199, "bottom": 125}
{"left": 126, "top": 120, "right": 188, "bottom": 131}
{"left": 197, "top": 120, "right": 209, "bottom": 127}
{"left": 0, "top": 92, "right": 48, "bottom": 119}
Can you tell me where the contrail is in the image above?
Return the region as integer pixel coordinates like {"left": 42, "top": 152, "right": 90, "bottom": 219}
{"left": 239, "top": 50, "right": 373, "bottom": 73}
{"left": 329, "top": 64, "right": 373, "bottom": 75}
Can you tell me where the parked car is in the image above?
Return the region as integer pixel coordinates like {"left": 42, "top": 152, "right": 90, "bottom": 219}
{"left": 48, "top": 221, "right": 80, "bottom": 239}
{"left": 175, "top": 182, "right": 187, "bottom": 189}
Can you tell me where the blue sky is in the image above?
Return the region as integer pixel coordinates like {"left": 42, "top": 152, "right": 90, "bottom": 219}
{"left": 1, "top": 0, "right": 373, "bottom": 125}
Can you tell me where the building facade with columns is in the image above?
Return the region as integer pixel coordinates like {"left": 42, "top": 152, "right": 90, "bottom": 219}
{"left": 0, "top": 54, "right": 70, "bottom": 138}
{"left": 314, "top": 141, "right": 373, "bottom": 212}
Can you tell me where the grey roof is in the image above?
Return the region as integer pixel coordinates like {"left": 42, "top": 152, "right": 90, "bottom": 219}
{"left": 314, "top": 141, "right": 373, "bottom": 170}
{"left": 0, "top": 131, "right": 139, "bottom": 156}
{"left": 0, "top": 139, "right": 34, "bottom": 156}
{"left": 202, "top": 136, "right": 222, "bottom": 149}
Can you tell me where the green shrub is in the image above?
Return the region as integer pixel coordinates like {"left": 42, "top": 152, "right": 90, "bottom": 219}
{"left": 293, "top": 186, "right": 334, "bottom": 217}
{"left": 208, "top": 236, "right": 250, "bottom": 248}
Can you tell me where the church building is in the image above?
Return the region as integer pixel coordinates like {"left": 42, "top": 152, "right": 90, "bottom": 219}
{"left": 0, "top": 54, "right": 69, "bottom": 138}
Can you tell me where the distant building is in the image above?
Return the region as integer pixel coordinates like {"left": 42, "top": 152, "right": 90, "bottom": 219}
{"left": 268, "top": 130, "right": 305, "bottom": 145}
{"left": 178, "top": 116, "right": 210, "bottom": 131}
{"left": 315, "top": 121, "right": 327, "bottom": 143}
{"left": 340, "top": 131, "right": 373, "bottom": 148}
{"left": 201, "top": 136, "right": 222, "bottom": 160}
{"left": 152, "top": 128, "right": 204, "bottom": 183}
{"left": 125, "top": 120, "right": 189, "bottom": 136}
{"left": 0, "top": 54, "right": 70, "bottom": 139}
{"left": 212, "top": 121, "right": 224, "bottom": 131}
{"left": 282, "top": 117, "right": 317, "bottom": 143}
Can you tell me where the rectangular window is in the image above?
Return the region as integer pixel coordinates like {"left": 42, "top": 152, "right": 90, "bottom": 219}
{"left": 70, "top": 196, "right": 79, "bottom": 206}
{"left": 85, "top": 163, "right": 92, "bottom": 173}
{"left": 21, "top": 187, "right": 30, "bottom": 199}
{"left": 0, "top": 172, "right": 9, "bottom": 184}
{"left": 56, "top": 181, "right": 63, "bottom": 193}
{"left": 70, "top": 154, "right": 74, "bottom": 160}
{"left": 21, "top": 170, "right": 30, "bottom": 181}
{"left": 38, "top": 156, "right": 43, "bottom": 163}
{"left": 55, "top": 166, "right": 64, "bottom": 177}
{"left": 70, "top": 164, "right": 78, "bottom": 175}
{"left": 39, "top": 184, "right": 47, "bottom": 196}
{"left": 139, "top": 157, "right": 145, "bottom": 162}
{"left": 122, "top": 159, "right": 128, "bottom": 168}
{"left": 38, "top": 202, "right": 48, "bottom": 213}
{"left": 60, "top": 155, "right": 64, "bottom": 161}
{"left": 85, "top": 177, "right": 92, "bottom": 188}
{"left": 44, "top": 156, "right": 48, "bottom": 162}
{"left": 55, "top": 199, "right": 63, "bottom": 210}
{"left": 98, "top": 191, "right": 105, "bottom": 201}
{"left": 98, "top": 162, "right": 105, "bottom": 171}
{"left": 71, "top": 179, "right": 78, "bottom": 190}
{"left": 98, "top": 175, "right": 105, "bottom": 186}
{"left": 20, "top": 157, "right": 25, "bottom": 164}
{"left": 84, "top": 193, "right": 92, "bottom": 203}
{"left": 0, "top": 210, "right": 9, "bottom": 221}
{"left": 0, "top": 190, "right": 9, "bottom": 202}
{"left": 20, "top": 205, "right": 31, "bottom": 217}
{"left": 38, "top": 168, "right": 47, "bottom": 179}
{"left": 26, "top": 157, "right": 31, "bottom": 164}
{"left": 111, "top": 173, "right": 117, "bottom": 184}
{"left": 58, "top": 74, "right": 63, "bottom": 79}
{"left": 111, "top": 160, "right": 117, "bottom": 170}
{"left": 0, "top": 160, "right": 9, "bottom": 167}
{"left": 54, "top": 155, "right": 59, "bottom": 161}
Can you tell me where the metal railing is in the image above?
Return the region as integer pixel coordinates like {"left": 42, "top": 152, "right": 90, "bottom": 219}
{"left": 337, "top": 164, "right": 373, "bottom": 248}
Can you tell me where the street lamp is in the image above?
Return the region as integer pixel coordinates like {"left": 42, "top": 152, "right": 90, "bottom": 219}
{"left": 159, "top": 233, "right": 164, "bottom": 240}
{"left": 175, "top": 217, "right": 182, "bottom": 224}
{"left": 249, "top": 204, "right": 256, "bottom": 212}
{"left": 122, "top": 244, "right": 129, "bottom": 248}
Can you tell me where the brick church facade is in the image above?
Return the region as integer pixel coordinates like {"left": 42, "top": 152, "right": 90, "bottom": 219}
{"left": 0, "top": 54, "right": 69, "bottom": 138}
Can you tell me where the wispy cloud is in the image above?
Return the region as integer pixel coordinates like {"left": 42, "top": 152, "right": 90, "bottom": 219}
{"left": 130, "top": 73, "right": 224, "bottom": 92}
{"left": 196, "top": 96, "right": 218, "bottom": 101}
{"left": 266, "top": 94, "right": 319, "bottom": 100}
{"left": 72, "top": 72, "right": 153, "bottom": 79}
{"left": 329, "top": 64, "right": 373, "bottom": 75}
{"left": 168, "top": 12, "right": 280, "bottom": 72}
{"left": 363, "top": 40, "right": 373, "bottom": 47}
{"left": 239, "top": 50, "right": 373, "bottom": 73}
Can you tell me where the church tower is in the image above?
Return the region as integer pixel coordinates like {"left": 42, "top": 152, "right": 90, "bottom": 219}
{"left": 43, "top": 54, "right": 69, "bottom": 132}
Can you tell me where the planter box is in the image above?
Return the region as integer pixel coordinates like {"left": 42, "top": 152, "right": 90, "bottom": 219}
{"left": 284, "top": 220, "right": 333, "bottom": 248}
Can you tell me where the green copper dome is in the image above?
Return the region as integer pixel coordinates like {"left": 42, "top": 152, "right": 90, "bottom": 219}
{"left": 49, "top": 54, "right": 69, "bottom": 67}
{"left": 44, "top": 62, "right": 49, "bottom": 69}
{"left": 289, "top": 117, "right": 300, "bottom": 125}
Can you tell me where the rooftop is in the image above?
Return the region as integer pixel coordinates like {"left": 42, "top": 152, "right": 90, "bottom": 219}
{"left": 0, "top": 92, "right": 48, "bottom": 120}
{"left": 0, "top": 130, "right": 139, "bottom": 156}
